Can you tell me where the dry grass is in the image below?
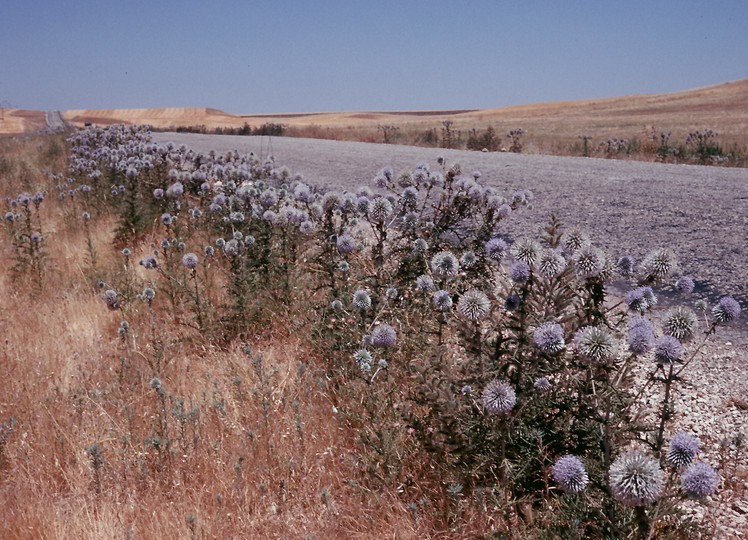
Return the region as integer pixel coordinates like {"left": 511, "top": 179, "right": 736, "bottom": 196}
{"left": 0, "top": 136, "right": 480, "bottom": 539}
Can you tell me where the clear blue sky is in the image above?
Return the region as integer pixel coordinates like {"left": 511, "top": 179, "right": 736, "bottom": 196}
{"left": 1, "top": 0, "right": 746, "bottom": 113}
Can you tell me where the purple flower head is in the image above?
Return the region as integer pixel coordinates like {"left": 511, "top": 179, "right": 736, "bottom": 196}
{"left": 182, "top": 253, "right": 199, "bottom": 270}
{"left": 533, "top": 322, "right": 565, "bottom": 354}
{"left": 160, "top": 213, "right": 173, "bottom": 226}
{"left": 457, "top": 289, "right": 491, "bottom": 321}
{"left": 675, "top": 275, "right": 695, "bottom": 294}
{"left": 102, "top": 289, "right": 119, "bottom": 310}
{"left": 432, "top": 290, "right": 453, "bottom": 312}
{"left": 653, "top": 336, "right": 684, "bottom": 365}
{"left": 352, "top": 289, "right": 371, "bottom": 311}
{"left": 534, "top": 377, "right": 552, "bottom": 393}
{"left": 460, "top": 251, "right": 477, "bottom": 268}
{"left": 662, "top": 307, "right": 699, "bottom": 342}
{"left": 574, "top": 325, "right": 617, "bottom": 364}
{"left": 625, "top": 287, "right": 655, "bottom": 313}
{"left": 536, "top": 249, "right": 566, "bottom": 278}
{"left": 616, "top": 255, "right": 636, "bottom": 278}
{"left": 484, "top": 237, "right": 508, "bottom": 261}
{"left": 510, "top": 238, "right": 541, "bottom": 265}
{"left": 262, "top": 210, "right": 277, "bottom": 224}
{"left": 552, "top": 455, "right": 589, "bottom": 494}
{"left": 482, "top": 379, "right": 516, "bottom": 415}
{"left": 369, "top": 197, "right": 393, "bottom": 223}
{"left": 336, "top": 233, "right": 357, "bottom": 254}
{"left": 431, "top": 251, "right": 460, "bottom": 279}
{"left": 609, "top": 448, "right": 664, "bottom": 506}
{"left": 667, "top": 433, "right": 700, "bottom": 468}
{"left": 628, "top": 316, "right": 655, "bottom": 355}
{"left": 370, "top": 323, "right": 397, "bottom": 349}
{"left": 560, "top": 229, "right": 590, "bottom": 254}
{"left": 573, "top": 245, "right": 606, "bottom": 279}
{"left": 416, "top": 274, "right": 435, "bottom": 293}
{"left": 33, "top": 192, "right": 44, "bottom": 204}
{"left": 259, "top": 188, "right": 278, "bottom": 207}
{"left": 139, "top": 255, "right": 158, "bottom": 269}
{"left": 505, "top": 293, "right": 522, "bottom": 311}
{"left": 30, "top": 232, "right": 42, "bottom": 244}
{"left": 510, "top": 261, "right": 531, "bottom": 283}
{"left": 641, "top": 248, "right": 678, "bottom": 281}
{"left": 166, "top": 182, "right": 184, "bottom": 198}
{"left": 712, "top": 296, "right": 741, "bottom": 323}
{"left": 299, "top": 220, "right": 315, "bottom": 235}
{"left": 681, "top": 462, "right": 718, "bottom": 499}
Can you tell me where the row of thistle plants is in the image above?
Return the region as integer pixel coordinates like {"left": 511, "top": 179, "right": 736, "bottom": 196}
{"left": 54, "top": 125, "right": 742, "bottom": 537}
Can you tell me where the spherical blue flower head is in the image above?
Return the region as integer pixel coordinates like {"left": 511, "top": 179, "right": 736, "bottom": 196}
{"left": 533, "top": 322, "right": 565, "bottom": 354}
{"left": 536, "top": 249, "right": 566, "bottom": 278}
{"left": 574, "top": 325, "right": 617, "bottom": 364}
{"left": 460, "top": 251, "right": 477, "bottom": 268}
{"left": 681, "top": 462, "right": 718, "bottom": 499}
{"left": 675, "top": 275, "right": 695, "bottom": 294}
{"left": 321, "top": 191, "right": 340, "bottom": 212}
{"left": 573, "top": 245, "right": 606, "bottom": 279}
{"left": 552, "top": 455, "right": 589, "bottom": 494}
{"left": 331, "top": 299, "right": 343, "bottom": 311}
{"left": 641, "top": 248, "right": 678, "bottom": 281}
{"left": 352, "top": 289, "right": 372, "bottom": 311}
{"left": 609, "top": 448, "right": 664, "bottom": 506}
{"left": 432, "top": 290, "right": 453, "bottom": 312}
{"left": 356, "top": 196, "right": 370, "bottom": 215}
{"left": 262, "top": 210, "right": 277, "bottom": 224}
{"left": 457, "top": 289, "right": 491, "bottom": 321}
{"left": 625, "top": 287, "right": 651, "bottom": 313}
{"left": 293, "top": 183, "right": 312, "bottom": 203}
{"left": 166, "top": 182, "right": 184, "bottom": 198}
{"left": 712, "top": 296, "right": 741, "bottom": 323}
{"left": 416, "top": 274, "right": 435, "bottom": 293}
{"left": 369, "top": 197, "right": 394, "bottom": 223}
{"left": 505, "top": 293, "right": 522, "bottom": 311}
{"left": 534, "top": 377, "right": 552, "bottom": 392}
{"left": 160, "top": 213, "right": 173, "bottom": 226}
{"left": 496, "top": 203, "right": 512, "bottom": 219}
{"left": 653, "top": 335, "right": 684, "bottom": 365}
{"left": 482, "top": 379, "right": 516, "bottom": 415}
{"left": 4, "top": 211, "right": 15, "bottom": 222}
{"left": 627, "top": 315, "right": 655, "bottom": 355}
{"left": 299, "top": 220, "right": 315, "bottom": 235}
{"left": 31, "top": 232, "right": 43, "bottom": 244}
{"left": 510, "top": 238, "right": 541, "bottom": 266}
{"left": 223, "top": 239, "right": 240, "bottom": 256}
{"left": 182, "top": 253, "right": 199, "bottom": 270}
{"left": 259, "top": 188, "right": 278, "bottom": 207}
{"left": 401, "top": 186, "right": 418, "bottom": 207}
{"left": 560, "top": 229, "right": 590, "bottom": 254}
{"left": 616, "top": 255, "right": 636, "bottom": 278}
{"left": 412, "top": 238, "right": 428, "bottom": 254}
{"left": 431, "top": 251, "right": 460, "bottom": 279}
{"left": 663, "top": 307, "right": 699, "bottom": 342}
{"left": 370, "top": 323, "right": 397, "bottom": 349}
{"left": 33, "top": 191, "right": 44, "bottom": 204}
{"left": 510, "top": 261, "right": 531, "bottom": 283}
{"left": 336, "top": 233, "right": 357, "bottom": 254}
{"left": 204, "top": 245, "right": 215, "bottom": 257}
{"left": 353, "top": 349, "right": 373, "bottom": 372}
{"left": 667, "top": 433, "right": 700, "bottom": 468}
{"left": 102, "top": 289, "right": 119, "bottom": 310}
{"left": 121, "top": 248, "right": 132, "bottom": 257}
{"left": 139, "top": 255, "right": 158, "bottom": 269}
{"left": 485, "top": 237, "right": 508, "bottom": 261}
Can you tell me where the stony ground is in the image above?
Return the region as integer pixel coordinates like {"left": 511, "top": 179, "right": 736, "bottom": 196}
{"left": 153, "top": 133, "right": 748, "bottom": 537}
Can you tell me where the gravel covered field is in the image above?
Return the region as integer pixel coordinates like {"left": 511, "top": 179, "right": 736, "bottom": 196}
{"left": 152, "top": 133, "right": 747, "bottom": 536}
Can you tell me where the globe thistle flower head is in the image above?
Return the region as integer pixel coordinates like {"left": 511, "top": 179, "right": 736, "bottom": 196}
{"left": 182, "top": 253, "right": 199, "bottom": 270}
{"left": 31, "top": 232, "right": 42, "bottom": 244}
{"left": 369, "top": 197, "right": 394, "bottom": 223}
{"left": 337, "top": 261, "right": 349, "bottom": 273}
{"left": 370, "top": 323, "right": 397, "bottom": 349}
{"left": 552, "top": 455, "right": 589, "bottom": 494}
{"left": 712, "top": 296, "right": 741, "bottom": 323}
{"left": 484, "top": 237, "right": 508, "bottom": 261}
{"left": 262, "top": 210, "right": 277, "bottom": 224}
{"left": 299, "top": 220, "right": 315, "bottom": 235}
{"left": 510, "top": 261, "right": 531, "bottom": 283}
{"left": 204, "top": 245, "right": 215, "bottom": 257}
{"left": 609, "top": 448, "right": 664, "bottom": 506}
{"left": 505, "top": 293, "right": 522, "bottom": 311}
{"left": 432, "top": 290, "right": 453, "bottom": 312}
{"left": 536, "top": 249, "right": 566, "bottom": 278}
{"left": 102, "top": 289, "right": 119, "bottom": 310}
{"left": 121, "top": 248, "right": 132, "bottom": 257}
{"left": 573, "top": 245, "right": 606, "bottom": 279}
{"left": 4, "top": 211, "right": 15, "bottom": 222}
{"left": 166, "top": 182, "right": 184, "bottom": 198}
{"left": 460, "top": 250, "right": 477, "bottom": 268}
{"left": 416, "top": 274, "right": 435, "bottom": 293}
{"left": 654, "top": 335, "right": 684, "bottom": 365}
{"left": 412, "top": 238, "right": 428, "bottom": 254}
{"left": 641, "top": 248, "right": 678, "bottom": 281}
{"left": 354, "top": 349, "right": 373, "bottom": 373}
{"left": 401, "top": 186, "right": 418, "bottom": 207}
{"left": 625, "top": 287, "right": 654, "bottom": 313}
{"left": 139, "top": 255, "right": 158, "bottom": 269}
{"left": 662, "top": 307, "right": 699, "bottom": 342}
{"left": 33, "top": 191, "right": 44, "bottom": 204}
{"left": 336, "top": 233, "right": 357, "bottom": 254}
{"left": 574, "top": 325, "right": 617, "bottom": 364}
{"left": 681, "top": 462, "right": 718, "bottom": 499}
{"left": 331, "top": 299, "right": 343, "bottom": 311}
{"left": 510, "top": 238, "right": 541, "bottom": 265}
{"left": 457, "top": 289, "right": 491, "bottom": 321}
{"left": 482, "top": 379, "right": 516, "bottom": 415}
{"left": 431, "top": 251, "right": 460, "bottom": 279}
{"left": 534, "top": 377, "right": 552, "bottom": 393}
{"left": 533, "top": 322, "right": 565, "bottom": 354}
{"left": 233, "top": 231, "right": 244, "bottom": 241}
{"left": 616, "top": 255, "right": 636, "bottom": 278}
{"left": 160, "top": 213, "right": 173, "bottom": 226}
{"left": 667, "top": 433, "right": 700, "bottom": 468}
{"left": 628, "top": 316, "right": 655, "bottom": 355}
{"left": 352, "top": 290, "right": 372, "bottom": 311}
{"left": 675, "top": 275, "right": 695, "bottom": 294}
{"left": 560, "top": 229, "right": 590, "bottom": 254}
{"left": 259, "top": 188, "right": 278, "bottom": 207}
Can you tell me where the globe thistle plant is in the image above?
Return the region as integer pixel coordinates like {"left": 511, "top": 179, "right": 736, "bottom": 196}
{"left": 680, "top": 462, "right": 718, "bottom": 499}
{"left": 628, "top": 316, "right": 655, "bottom": 355}
{"left": 534, "top": 377, "right": 552, "bottom": 393}
{"left": 552, "top": 455, "right": 589, "bottom": 494}
{"left": 535, "top": 249, "right": 566, "bottom": 278}
{"left": 510, "top": 238, "right": 541, "bottom": 266}
{"left": 574, "top": 325, "right": 617, "bottom": 364}
{"left": 675, "top": 275, "right": 695, "bottom": 294}
{"left": 336, "top": 233, "right": 357, "bottom": 255}
{"left": 457, "top": 289, "right": 491, "bottom": 321}
{"left": 616, "top": 255, "right": 636, "bottom": 278}
{"left": 641, "top": 248, "right": 678, "bottom": 281}
{"left": 662, "top": 306, "right": 699, "bottom": 342}
{"left": 667, "top": 432, "right": 700, "bottom": 468}
{"left": 533, "top": 322, "right": 565, "bottom": 354}
{"left": 609, "top": 448, "right": 664, "bottom": 506}
{"left": 431, "top": 251, "right": 460, "bottom": 279}
{"left": 484, "top": 237, "right": 508, "bottom": 261}
{"left": 510, "top": 261, "right": 531, "bottom": 283}
{"left": 711, "top": 296, "right": 741, "bottom": 323}
{"left": 182, "top": 252, "right": 199, "bottom": 270}
{"left": 432, "top": 290, "right": 453, "bottom": 312}
{"left": 370, "top": 323, "right": 397, "bottom": 349}
{"left": 369, "top": 197, "right": 393, "bottom": 223}
{"left": 560, "top": 229, "right": 590, "bottom": 254}
{"left": 416, "top": 274, "right": 435, "bottom": 293}
{"left": 482, "top": 379, "right": 516, "bottom": 415}
{"left": 573, "top": 245, "right": 606, "bottom": 279}
{"left": 352, "top": 289, "right": 372, "bottom": 311}
{"left": 653, "top": 335, "right": 684, "bottom": 365}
